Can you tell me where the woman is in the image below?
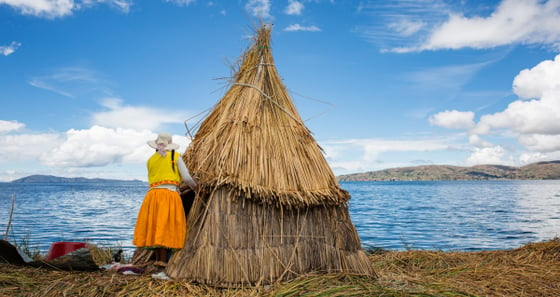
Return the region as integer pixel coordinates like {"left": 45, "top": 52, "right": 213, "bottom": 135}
{"left": 133, "top": 132, "right": 196, "bottom": 267}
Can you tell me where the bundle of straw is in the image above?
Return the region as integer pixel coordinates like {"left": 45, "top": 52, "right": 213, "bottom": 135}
{"left": 184, "top": 24, "right": 348, "bottom": 209}
{"left": 167, "top": 24, "right": 375, "bottom": 287}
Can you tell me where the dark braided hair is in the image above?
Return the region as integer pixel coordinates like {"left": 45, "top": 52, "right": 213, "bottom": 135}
{"left": 171, "top": 149, "right": 176, "bottom": 172}
{"left": 154, "top": 148, "right": 176, "bottom": 172}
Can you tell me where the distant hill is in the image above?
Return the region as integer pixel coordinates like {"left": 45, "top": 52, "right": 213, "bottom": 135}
{"left": 338, "top": 161, "right": 560, "bottom": 181}
{"left": 11, "top": 175, "right": 144, "bottom": 183}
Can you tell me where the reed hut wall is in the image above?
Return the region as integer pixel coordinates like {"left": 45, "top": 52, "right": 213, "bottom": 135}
{"left": 167, "top": 187, "right": 375, "bottom": 287}
{"left": 166, "top": 25, "right": 375, "bottom": 286}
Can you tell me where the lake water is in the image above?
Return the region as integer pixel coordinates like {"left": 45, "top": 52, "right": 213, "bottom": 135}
{"left": 1, "top": 180, "right": 559, "bottom": 256}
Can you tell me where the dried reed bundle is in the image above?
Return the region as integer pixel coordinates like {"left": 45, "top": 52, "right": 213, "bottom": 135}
{"left": 183, "top": 24, "right": 348, "bottom": 208}
{"left": 370, "top": 238, "right": 560, "bottom": 297}
{"left": 3, "top": 239, "right": 559, "bottom": 296}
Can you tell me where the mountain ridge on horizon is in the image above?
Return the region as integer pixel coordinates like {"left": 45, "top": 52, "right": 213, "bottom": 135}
{"left": 10, "top": 174, "right": 145, "bottom": 183}
{"left": 337, "top": 160, "right": 560, "bottom": 181}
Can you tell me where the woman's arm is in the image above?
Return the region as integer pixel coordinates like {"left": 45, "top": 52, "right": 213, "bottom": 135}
{"left": 177, "top": 156, "right": 197, "bottom": 189}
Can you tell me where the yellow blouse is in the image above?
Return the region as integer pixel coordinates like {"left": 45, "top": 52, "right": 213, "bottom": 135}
{"left": 147, "top": 151, "right": 181, "bottom": 187}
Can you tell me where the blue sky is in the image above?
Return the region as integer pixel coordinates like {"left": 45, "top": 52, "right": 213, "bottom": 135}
{"left": 1, "top": 0, "right": 560, "bottom": 182}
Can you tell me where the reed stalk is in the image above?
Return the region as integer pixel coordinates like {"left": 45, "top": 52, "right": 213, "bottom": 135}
{"left": 4, "top": 193, "right": 15, "bottom": 241}
{"left": 2, "top": 238, "right": 560, "bottom": 296}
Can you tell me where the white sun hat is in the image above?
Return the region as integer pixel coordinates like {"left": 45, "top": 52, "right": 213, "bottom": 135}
{"left": 147, "top": 132, "right": 180, "bottom": 150}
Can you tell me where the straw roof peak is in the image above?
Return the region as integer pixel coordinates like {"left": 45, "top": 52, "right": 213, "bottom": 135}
{"left": 184, "top": 24, "right": 349, "bottom": 208}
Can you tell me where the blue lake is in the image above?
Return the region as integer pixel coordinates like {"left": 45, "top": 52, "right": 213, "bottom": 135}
{"left": 1, "top": 180, "right": 559, "bottom": 256}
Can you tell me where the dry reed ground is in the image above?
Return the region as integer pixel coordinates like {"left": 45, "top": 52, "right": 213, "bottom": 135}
{"left": 1, "top": 238, "right": 559, "bottom": 297}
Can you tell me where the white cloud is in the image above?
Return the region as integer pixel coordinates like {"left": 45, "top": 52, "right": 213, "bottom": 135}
{"left": 92, "top": 98, "right": 189, "bottom": 131}
{"left": 245, "top": 0, "right": 271, "bottom": 19}
{"left": 429, "top": 110, "right": 475, "bottom": 130}
{"left": 284, "top": 0, "right": 303, "bottom": 16}
{"left": 0, "top": 131, "right": 61, "bottom": 161}
{"left": 469, "top": 134, "right": 493, "bottom": 148}
{"left": 39, "top": 126, "right": 152, "bottom": 167}
{"left": 465, "top": 146, "right": 507, "bottom": 166}
{"left": 104, "top": 0, "right": 132, "bottom": 13}
{"left": 513, "top": 55, "right": 560, "bottom": 99}
{"left": 474, "top": 91, "right": 560, "bottom": 136}
{"left": 518, "top": 134, "right": 560, "bottom": 152}
{"left": 163, "top": 0, "right": 195, "bottom": 6}
{"left": 322, "top": 137, "right": 451, "bottom": 173}
{"left": 364, "top": 0, "right": 560, "bottom": 53}
{"left": 284, "top": 24, "right": 321, "bottom": 32}
{"left": 462, "top": 54, "right": 560, "bottom": 166}
{"left": 0, "top": 121, "right": 193, "bottom": 181}
{"left": 518, "top": 151, "right": 560, "bottom": 164}
{"left": 387, "top": 19, "right": 425, "bottom": 37}
{"left": 0, "top": 0, "right": 132, "bottom": 18}
{"left": 354, "top": 0, "right": 451, "bottom": 52}
{"left": 473, "top": 55, "right": 560, "bottom": 136}
{"left": 0, "top": 0, "right": 75, "bottom": 18}
{"left": 0, "top": 120, "right": 25, "bottom": 133}
{"left": 37, "top": 126, "right": 192, "bottom": 168}
{"left": 0, "top": 41, "right": 22, "bottom": 56}
{"left": 415, "top": 0, "right": 560, "bottom": 52}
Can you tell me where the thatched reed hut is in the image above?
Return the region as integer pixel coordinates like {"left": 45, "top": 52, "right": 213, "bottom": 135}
{"left": 166, "top": 25, "right": 376, "bottom": 287}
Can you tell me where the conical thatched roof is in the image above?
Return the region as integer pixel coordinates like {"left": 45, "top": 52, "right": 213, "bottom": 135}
{"left": 184, "top": 25, "right": 349, "bottom": 208}
{"left": 167, "top": 24, "right": 375, "bottom": 287}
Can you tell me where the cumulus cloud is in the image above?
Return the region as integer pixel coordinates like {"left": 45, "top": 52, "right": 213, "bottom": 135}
{"left": 92, "top": 98, "right": 189, "bottom": 131}
{"left": 284, "top": 0, "right": 303, "bottom": 15}
{"left": 284, "top": 24, "right": 321, "bottom": 32}
{"left": 474, "top": 55, "right": 560, "bottom": 136}
{"left": 513, "top": 55, "right": 560, "bottom": 99}
{"left": 468, "top": 134, "right": 493, "bottom": 148}
{"left": 518, "top": 151, "right": 560, "bottom": 164}
{"left": 0, "top": 41, "right": 22, "bottom": 56}
{"left": 39, "top": 126, "right": 152, "bottom": 167}
{"left": 518, "top": 134, "right": 560, "bottom": 152}
{"left": 474, "top": 92, "right": 560, "bottom": 135}
{"left": 0, "top": 121, "right": 192, "bottom": 181}
{"left": 464, "top": 54, "right": 560, "bottom": 165}
{"left": 0, "top": 0, "right": 131, "bottom": 18}
{"left": 0, "top": 120, "right": 25, "bottom": 133}
{"left": 429, "top": 110, "right": 475, "bottom": 130}
{"left": 465, "top": 146, "right": 507, "bottom": 166}
{"left": 0, "top": 131, "right": 61, "bottom": 161}
{"left": 245, "top": 0, "right": 271, "bottom": 19}
{"left": 37, "top": 126, "right": 192, "bottom": 168}
{"left": 0, "top": 0, "right": 74, "bottom": 18}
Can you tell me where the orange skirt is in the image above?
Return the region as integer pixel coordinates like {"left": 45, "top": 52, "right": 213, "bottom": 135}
{"left": 133, "top": 188, "right": 186, "bottom": 249}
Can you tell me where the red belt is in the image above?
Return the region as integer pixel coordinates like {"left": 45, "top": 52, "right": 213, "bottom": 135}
{"left": 149, "top": 180, "right": 180, "bottom": 188}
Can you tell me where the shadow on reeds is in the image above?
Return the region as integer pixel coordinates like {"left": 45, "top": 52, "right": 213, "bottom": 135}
{"left": 2, "top": 238, "right": 559, "bottom": 296}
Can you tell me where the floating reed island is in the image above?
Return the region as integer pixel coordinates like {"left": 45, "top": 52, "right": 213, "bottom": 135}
{"left": 4, "top": 24, "right": 560, "bottom": 296}
{"left": 2, "top": 238, "right": 560, "bottom": 296}
{"left": 160, "top": 23, "right": 375, "bottom": 287}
